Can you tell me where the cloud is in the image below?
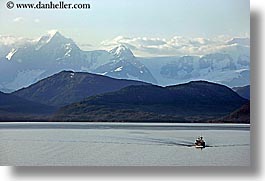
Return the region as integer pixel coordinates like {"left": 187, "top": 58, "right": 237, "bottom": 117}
{"left": 0, "top": 35, "right": 32, "bottom": 46}
{"left": 0, "top": 36, "right": 18, "bottom": 45}
{"left": 34, "top": 19, "right": 40, "bottom": 23}
{"left": 101, "top": 36, "right": 249, "bottom": 57}
{"left": 13, "top": 17, "right": 24, "bottom": 22}
{"left": 101, "top": 36, "right": 167, "bottom": 48}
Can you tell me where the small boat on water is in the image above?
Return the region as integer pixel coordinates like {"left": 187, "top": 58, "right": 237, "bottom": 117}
{"left": 194, "top": 136, "right": 206, "bottom": 148}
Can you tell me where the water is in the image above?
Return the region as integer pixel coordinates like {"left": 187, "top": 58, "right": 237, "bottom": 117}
{"left": 0, "top": 123, "right": 250, "bottom": 166}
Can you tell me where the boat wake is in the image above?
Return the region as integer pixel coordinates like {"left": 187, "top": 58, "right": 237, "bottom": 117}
{"left": 0, "top": 135, "right": 250, "bottom": 149}
{"left": 206, "top": 144, "right": 250, "bottom": 148}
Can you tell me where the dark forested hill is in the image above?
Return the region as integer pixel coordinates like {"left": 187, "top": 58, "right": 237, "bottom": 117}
{"left": 54, "top": 81, "right": 248, "bottom": 122}
{"left": 13, "top": 71, "right": 149, "bottom": 107}
{"left": 0, "top": 91, "right": 55, "bottom": 121}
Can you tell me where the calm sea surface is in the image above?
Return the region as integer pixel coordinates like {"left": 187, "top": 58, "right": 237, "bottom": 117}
{"left": 0, "top": 122, "right": 250, "bottom": 166}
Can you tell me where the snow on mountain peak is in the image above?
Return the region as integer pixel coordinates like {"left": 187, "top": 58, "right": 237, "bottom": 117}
{"left": 35, "top": 31, "right": 76, "bottom": 51}
{"left": 37, "top": 30, "right": 60, "bottom": 44}
{"left": 35, "top": 31, "right": 57, "bottom": 50}
{"left": 109, "top": 44, "right": 135, "bottom": 60}
{"left": 47, "top": 29, "right": 59, "bottom": 37}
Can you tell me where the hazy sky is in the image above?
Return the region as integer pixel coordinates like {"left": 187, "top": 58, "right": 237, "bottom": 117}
{"left": 0, "top": 0, "right": 250, "bottom": 49}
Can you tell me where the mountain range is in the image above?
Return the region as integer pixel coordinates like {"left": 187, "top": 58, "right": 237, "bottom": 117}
{"left": 0, "top": 32, "right": 156, "bottom": 92}
{"left": 53, "top": 80, "right": 248, "bottom": 122}
{"left": 0, "top": 70, "right": 249, "bottom": 123}
{"left": 13, "top": 71, "right": 149, "bottom": 107}
{"left": 0, "top": 32, "right": 250, "bottom": 92}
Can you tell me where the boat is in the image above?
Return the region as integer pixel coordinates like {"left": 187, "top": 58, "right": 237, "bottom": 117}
{"left": 194, "top": 136, "right": 206, "bottom": 148}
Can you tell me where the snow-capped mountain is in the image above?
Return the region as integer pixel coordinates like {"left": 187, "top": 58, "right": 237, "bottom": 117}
{"left": 143, "top": 50, "right": 249, "bottom": 87}
{"left": 0, "top": 32, "right": 156, "bottom": 92}
{"left": 94, "top": 45, "right": 157, "bottom": 83}
{"left": 109, "top": 44, "right": 135, "bottom": 60}
{"left": 138, "top": 37, "right": 250, "bottom": 87}
{"left": 0, "top": 32, "right": 110, "bottom": 91}
{"left": 0, "top": 32, "right": 250, "bottom": 92}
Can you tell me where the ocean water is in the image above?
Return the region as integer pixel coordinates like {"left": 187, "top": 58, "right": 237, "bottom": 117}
{"left": 0, "top": 123, "right": 250, "bottom": 166}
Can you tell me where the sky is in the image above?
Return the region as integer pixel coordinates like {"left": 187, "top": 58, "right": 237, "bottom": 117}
{"left": 0, "top": 0, "right": 250, "bottom": 55}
